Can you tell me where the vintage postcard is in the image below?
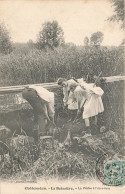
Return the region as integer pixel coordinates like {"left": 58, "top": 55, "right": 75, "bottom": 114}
{"left": 0, "top": 0, "right": 124, "bottom": 193}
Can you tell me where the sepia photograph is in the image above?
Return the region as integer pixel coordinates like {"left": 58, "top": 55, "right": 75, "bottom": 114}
{"left": 0, "top": 0, "right": 125, "bottom": 193}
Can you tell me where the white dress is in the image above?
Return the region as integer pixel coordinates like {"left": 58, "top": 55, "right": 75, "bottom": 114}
{"left": 83, "top": 91, "right": 104, "bottom": 119}
{"left": 74, "top": 83, "right": 104, "bottom": 119}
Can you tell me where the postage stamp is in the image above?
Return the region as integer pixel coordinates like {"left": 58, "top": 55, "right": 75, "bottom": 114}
{"left": 104, "top": 160, "right": 125, "bottom": 186}
{"left": 96, "top": 154, "right": 125, "bottom": 186}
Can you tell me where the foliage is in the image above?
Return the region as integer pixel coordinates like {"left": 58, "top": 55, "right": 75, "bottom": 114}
{"left": 120, "top": 38, "right": 125, "bottom": 46}
{"left": 0, "top": 125, "right": 123, "bottom": 182}
{"left": 0, "top": 23, "right": 13, "bottom": 54}
{"left": 0, "top": 139, "right": 95, "bottom": 181}
{"left": 84, "top": 36, "right": 89, "bottom": 46}
{"left": 90, "top": 31, "right": 104, "bottom": 46}
{"left": 36, "top": 21, "right": 64, "bottom": 50}
{"left": 108, "top": 0, "right": 124, "bottom": 29}
{"left": 0, "top": 45, "right": 124, "bottom": 86}
{"left": 0, "top": 142, "right": 39, "bottom": 179}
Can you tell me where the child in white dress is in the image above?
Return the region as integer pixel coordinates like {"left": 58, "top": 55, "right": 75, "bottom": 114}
{"left": 69, "top": 81, "right": 104, "bottom": 134}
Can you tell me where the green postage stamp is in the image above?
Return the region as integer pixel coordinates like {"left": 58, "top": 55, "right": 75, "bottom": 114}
{"left": 104, "top": 160, "right": 125, "bottom": 186}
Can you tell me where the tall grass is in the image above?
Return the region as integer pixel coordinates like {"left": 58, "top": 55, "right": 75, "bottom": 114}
{"left": 0, "top": 45, "right": 124, "bottom": 86}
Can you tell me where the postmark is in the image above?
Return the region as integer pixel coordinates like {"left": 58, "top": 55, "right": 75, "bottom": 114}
{"left": 96, "top": 153, "right": 125, "bottom": 186}
{"left": 104, "top": 160, "right": 125, "bottom": 186}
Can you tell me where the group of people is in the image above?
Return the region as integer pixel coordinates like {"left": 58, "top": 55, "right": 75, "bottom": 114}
{"left": 57, "top": 76, "right": 104, "bottom": 135}
{"left": 22, "top": 73, "right": 104, "bottom": 138}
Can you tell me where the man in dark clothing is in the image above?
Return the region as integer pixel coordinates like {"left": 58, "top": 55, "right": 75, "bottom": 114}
{"left": 22, "top": 86, "right": 55, "bottom": 139}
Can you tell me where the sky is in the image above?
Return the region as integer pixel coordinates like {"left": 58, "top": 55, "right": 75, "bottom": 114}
{"left": 0, "top": 0, "right": 124, "bottom": 46}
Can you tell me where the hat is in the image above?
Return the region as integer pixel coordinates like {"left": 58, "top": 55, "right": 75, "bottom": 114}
{"left": 57, "top": 78, "right": 66, "bottom": 85}
{"left": 69, "top": 82, "right": 79, "bottom": 89}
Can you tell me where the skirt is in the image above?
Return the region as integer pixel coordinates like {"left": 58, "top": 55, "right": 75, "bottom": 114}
{"left": 83, "top": 94, "right": 104, "bottom": 119}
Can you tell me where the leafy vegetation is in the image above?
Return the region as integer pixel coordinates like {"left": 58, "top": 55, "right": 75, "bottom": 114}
{"left": 0, "top": 45, "right": 124, "bottom": 86}
{"left": 36, "top": 21, "right": 64, "bottom": 51}
{"left": 89, "top": 32, "right": 104, "bottom": 46}
{"left": 0, "top": 23, "right": 13, "bottom": 54}
{"left": 108, "top": 0, "right": 124, "bottom": 29}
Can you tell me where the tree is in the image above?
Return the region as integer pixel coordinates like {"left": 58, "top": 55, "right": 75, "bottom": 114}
{"left": 84, "top": 36, "right": 89, "bottom": 46}
{"left": 90, "top": 31, "right": 104, "bottom": 46}
{"left": 120, "top": 38, "right": 125, "bottom": 46}
{"left": 108, "top": 0, "right": 124, "bottom": 29}
{"left": 0, "top": 23, "right": 12, "bottom": 54}
{"left": 27, "top": 39, "right": 35, "bottom": 49}
{"left": 36, "top": 21, "right": 64, "bottom": 50}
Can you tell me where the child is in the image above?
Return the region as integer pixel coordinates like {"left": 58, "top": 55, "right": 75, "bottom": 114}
{"left": 57, "top": 78, "right": 78, "bottom": 121}
{"left": 69, "top": 82, "right": 104, "bottom": 135}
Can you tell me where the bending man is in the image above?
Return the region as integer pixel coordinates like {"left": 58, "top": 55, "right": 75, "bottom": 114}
{"left": 22, "top": 85, "right": 55, "bottom": 137}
